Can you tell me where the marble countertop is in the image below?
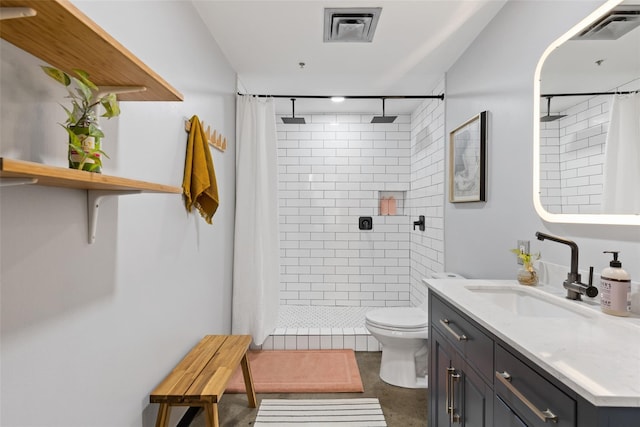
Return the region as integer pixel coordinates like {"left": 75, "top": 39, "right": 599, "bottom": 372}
{"left": 424, "top": 278, "right": 640, "bottom": 407}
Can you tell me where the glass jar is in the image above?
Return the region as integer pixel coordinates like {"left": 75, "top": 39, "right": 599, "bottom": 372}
{"left": 517, "top": 262, "right": 538, "bottom": 286}
{"left": 68, "top": 116, "right": 104, "bottom": 173}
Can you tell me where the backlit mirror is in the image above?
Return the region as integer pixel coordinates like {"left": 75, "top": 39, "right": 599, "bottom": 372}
{"left": 534, "top": 0, "right": 640, "bottom": 225}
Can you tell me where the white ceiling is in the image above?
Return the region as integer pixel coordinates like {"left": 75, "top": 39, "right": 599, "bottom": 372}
{"left": 192, "top": 0, "right": 508, "bottom": 114}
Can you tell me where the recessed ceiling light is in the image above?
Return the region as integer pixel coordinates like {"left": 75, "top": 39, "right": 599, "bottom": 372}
{"left": 331, "top": 96, "right": 345, "bottom": 103}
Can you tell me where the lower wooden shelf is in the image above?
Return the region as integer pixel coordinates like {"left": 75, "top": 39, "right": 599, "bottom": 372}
{"left": 1, "top": 157, "right": 182, "bottom": 244}
{"left": 0, "top": 157, "right": 181, "bottom": 193}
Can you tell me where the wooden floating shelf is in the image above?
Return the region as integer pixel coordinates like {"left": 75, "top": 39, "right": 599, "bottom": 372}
{"left": 0, "top": 0, "right": 183, "bottom": 102}
{"left": 0, "top": 158, "right": 181, "bottom": 193}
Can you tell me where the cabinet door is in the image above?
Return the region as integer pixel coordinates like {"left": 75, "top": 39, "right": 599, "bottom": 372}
{"left": 458, "top": 360, "right": 493, "bottom": 427}
{"left": 430, "top": 328, "right": 493, "bottom": 427}
{"left": 430, "top": 328, "right": 457, "bottom": 427}
{"left": 495, "top": 395, "right": 528, "bottom": 427}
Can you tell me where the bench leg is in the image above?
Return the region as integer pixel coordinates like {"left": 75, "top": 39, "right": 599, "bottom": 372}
{"left": 203, "top": 403, "right": 219, "bottom": 427}
{"left": 155, "top": 403, "right": 171, "bottom": 427}
{"left": 240, "top": 353, "right": 257, "bottom": 408}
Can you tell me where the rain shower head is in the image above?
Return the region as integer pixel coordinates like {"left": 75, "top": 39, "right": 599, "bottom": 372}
{"left": 282, "top": 98, "right": 306, "bottom": 124}
{"left": 371, "top": 98, "right": 397, "bottom": 123}
{"left": 540, "top": 114, "right": 567, "bottom": 123}
{"left": 541, "top": 96, "right": 567, "bottom": 122}
{"left": 281, "top": 116, "right": 306, "bottom": 124}
{"left": 371, "top": 115, "right": 397, "bottom": 124}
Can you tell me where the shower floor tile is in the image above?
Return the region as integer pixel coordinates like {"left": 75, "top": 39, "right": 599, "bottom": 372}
{"left": 260, "top": 305, "right": 385, "bottom": 351}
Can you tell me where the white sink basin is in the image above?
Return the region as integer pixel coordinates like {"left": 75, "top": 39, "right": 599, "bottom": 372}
{"left": 465, "top": 285, "right": 594, "bottom": 319}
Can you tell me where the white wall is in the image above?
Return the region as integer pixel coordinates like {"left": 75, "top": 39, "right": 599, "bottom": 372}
{"left": 445, "top": 0, "right": 640, "bottom": 281}
{"left": 276, "top": 114, "right": 412, "bottom": 307}
{"left": 0, "top": 2, "right": 237, "bottom": 426}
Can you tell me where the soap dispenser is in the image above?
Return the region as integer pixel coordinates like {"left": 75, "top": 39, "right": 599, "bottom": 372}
{"left": 600, "top": 251, "right": 631, "bottom": 317}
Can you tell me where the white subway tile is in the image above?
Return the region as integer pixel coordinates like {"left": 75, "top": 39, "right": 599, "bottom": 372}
{"left": 331, "top": 335, "right": 344, "bottom": 349}
{"left": 320, "top": 335, "right": 332, "bottom": 349}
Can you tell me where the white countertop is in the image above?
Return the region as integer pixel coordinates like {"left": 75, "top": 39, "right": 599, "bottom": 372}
{"left": 424, "top": 278, "right": 640, "bottom": 407}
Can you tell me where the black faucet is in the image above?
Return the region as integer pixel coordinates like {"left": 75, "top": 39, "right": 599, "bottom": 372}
{"left": 535, "top": 232, "right": 598, "bottom": 301}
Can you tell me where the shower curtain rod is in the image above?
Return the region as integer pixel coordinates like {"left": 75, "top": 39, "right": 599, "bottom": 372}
{"left": 541, "top": 90, "right": 638, "bottom": 97}
{"left": 237, "top": 92, "right": 445, "bottom": 100}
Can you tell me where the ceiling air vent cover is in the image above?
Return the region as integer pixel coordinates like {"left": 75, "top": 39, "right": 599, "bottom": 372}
{"left": 572, "top": 5, "right": 640, "bottom": 40}
{"left": 324, "top": 8, "right": 382, "bottom": 43}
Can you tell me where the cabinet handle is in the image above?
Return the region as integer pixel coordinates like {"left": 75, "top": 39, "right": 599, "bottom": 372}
{"left": 495, "top": 371, "right": 559, "bottom": 423}
{"left": 446, "top": 367, "right": 454, "bottom": 415}
{"left": 450, "top": 371, "right": 461, "bottom": 423}
{"left": 439, "top": 319, "right": 468, "bottom": 341}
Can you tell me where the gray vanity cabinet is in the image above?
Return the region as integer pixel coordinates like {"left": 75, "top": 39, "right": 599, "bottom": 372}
{"left": 429, "top": 297, "right": 494, "bottom": 426}
{"left": 429, "top": 290, "right": 640, "bottom": 427}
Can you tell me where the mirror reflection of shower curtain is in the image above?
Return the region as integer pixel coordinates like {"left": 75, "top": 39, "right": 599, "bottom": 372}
{"left": 602, "top": 93, "right": 640, "bottom": 214}
{"left": 233, "top": 95, "right": 280, "bottom": 345}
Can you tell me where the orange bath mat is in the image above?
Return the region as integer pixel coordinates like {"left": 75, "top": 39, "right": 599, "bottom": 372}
{"left": 226, "top": 349, "right": 364, "bottom": 393}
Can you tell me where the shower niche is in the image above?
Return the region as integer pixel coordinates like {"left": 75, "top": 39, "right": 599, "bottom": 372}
{"left": 378, "top": 191, "right": 405, "bottom": 216}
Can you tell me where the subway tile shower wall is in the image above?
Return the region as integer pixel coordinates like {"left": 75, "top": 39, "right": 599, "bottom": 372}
{"left": 540, "top": 94, "right": 609, "bottom": 214}
{"left": 409, "top": 81, "right": 446, "bottom": 308}
{"left": 277, "top": 114, "right": 412, "bottom": 307}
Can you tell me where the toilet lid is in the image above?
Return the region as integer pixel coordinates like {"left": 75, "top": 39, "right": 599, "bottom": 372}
{"left": 366, "top": 307, "right": 427, "bottom": 329}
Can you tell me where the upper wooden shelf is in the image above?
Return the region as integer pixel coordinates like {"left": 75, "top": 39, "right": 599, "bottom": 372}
{"left": 0, "top": 0, "right": 183, "bottom": 102}
{"left": 0, "top": 158, "right": 182, "bottom": 193}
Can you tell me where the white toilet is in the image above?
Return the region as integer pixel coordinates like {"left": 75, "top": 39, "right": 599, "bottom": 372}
{"left": 365, "top": 272, "right": 464, "bottom": 389}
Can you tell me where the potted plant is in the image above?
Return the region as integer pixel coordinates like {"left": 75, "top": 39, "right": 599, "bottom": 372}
{"left": 510, "top": 248, "right": 541, "bottom": 286}
{"left": 41, "top": 66, "right": 120, "bottom": 173}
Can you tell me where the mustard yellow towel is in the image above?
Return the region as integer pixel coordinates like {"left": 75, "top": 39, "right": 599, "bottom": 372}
{"left": 183, "top": 115, "right": 219, "bottom": 223}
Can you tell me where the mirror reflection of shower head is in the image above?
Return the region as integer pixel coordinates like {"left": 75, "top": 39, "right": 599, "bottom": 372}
{"left": 540, "top": 96, "right": 567, "bottom": 122}
{"left": 282, "top": 98, "right": 306, "bottom": 124}
{"left": 371, "top": 98, "right": 397, "bottom": 123}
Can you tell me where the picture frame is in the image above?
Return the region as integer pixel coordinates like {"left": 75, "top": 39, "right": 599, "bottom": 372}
{"left": 449, "top": 111, "right": 487, "bottom": 203}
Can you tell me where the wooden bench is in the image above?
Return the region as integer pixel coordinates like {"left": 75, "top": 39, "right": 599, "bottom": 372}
{"left": 150, "top": 335, "right": 256, "bottom": 427}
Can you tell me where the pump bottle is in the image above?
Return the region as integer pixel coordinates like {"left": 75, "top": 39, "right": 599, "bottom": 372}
{"left": 600, "top": 251, "right": 631, "bottom": 317}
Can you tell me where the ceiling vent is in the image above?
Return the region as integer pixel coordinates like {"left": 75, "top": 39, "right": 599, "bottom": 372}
{"left": 572, "top": 6, "right": 640, "bottom": 40}
{"left": 324, "top": 8, "right": 382, "bottom": 43}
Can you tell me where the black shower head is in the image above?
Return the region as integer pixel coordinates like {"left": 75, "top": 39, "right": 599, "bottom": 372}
{"left": 281, "top": 117, "right": 306, "bottom": 124}
{"left": 371, "top": 115, "right": 397, "bottom": 123}
{"left": 540, "top": 114, "right": 567, "bottom": 122}
{"left": 282, "top": 98, "right": 306, "bottom": 124}
{"left": 540, "top": 96, "right": 567, "bottom": 122}
{"left": 371, "top": 98, "right": 397, "bottom": 123}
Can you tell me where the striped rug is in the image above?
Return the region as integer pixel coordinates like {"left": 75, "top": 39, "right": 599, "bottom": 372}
{"left": 253, "top": 398, "right": 387, "bottom": 426}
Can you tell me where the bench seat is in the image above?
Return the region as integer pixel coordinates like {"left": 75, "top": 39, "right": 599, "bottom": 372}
{"left": 150, "top": 335, "right": 256, "bottom": 427}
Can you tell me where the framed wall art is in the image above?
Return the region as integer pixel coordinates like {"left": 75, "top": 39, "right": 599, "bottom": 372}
{"left": 449, "top": 111, "right": 487, "bottom": 203}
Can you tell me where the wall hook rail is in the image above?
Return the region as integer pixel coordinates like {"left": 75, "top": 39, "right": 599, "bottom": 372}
{"left": 185, "top": 118, "right": 227, "bottom": 152}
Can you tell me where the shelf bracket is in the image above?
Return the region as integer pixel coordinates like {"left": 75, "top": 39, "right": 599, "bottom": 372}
{"left": 0, "top": 7, "right": 37, "bottom": 21}
{"left": 0, "top": 177, "right": 38, "bottom": 187}
{"left": 96, "top": 86, "right": 147, "bottom": 98}
{"left": 88, "top": 190, "right": 141, "bottom": 244}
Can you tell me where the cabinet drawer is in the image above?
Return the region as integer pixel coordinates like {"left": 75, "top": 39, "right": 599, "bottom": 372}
{"left": 430, "top": 294, "right": 493, "bottom": 381}
{"left": 495, "top": 345, "right": 576, "bottom": 427}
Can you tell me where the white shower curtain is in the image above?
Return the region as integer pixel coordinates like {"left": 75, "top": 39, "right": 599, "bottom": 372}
{"left": 232, "top": 95, "right": 280, "bottom": 345}
{"left": 602, "top": 93, "right": 640, "bottom": 214}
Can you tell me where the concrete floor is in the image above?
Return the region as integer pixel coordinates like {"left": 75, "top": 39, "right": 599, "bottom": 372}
{"left": 190, "top": 351, "right": 428, "bottom": 426}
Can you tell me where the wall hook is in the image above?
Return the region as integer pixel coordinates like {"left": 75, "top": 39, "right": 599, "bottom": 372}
{"left": 413, "top": 215, "right": 425, "bottom": 231}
